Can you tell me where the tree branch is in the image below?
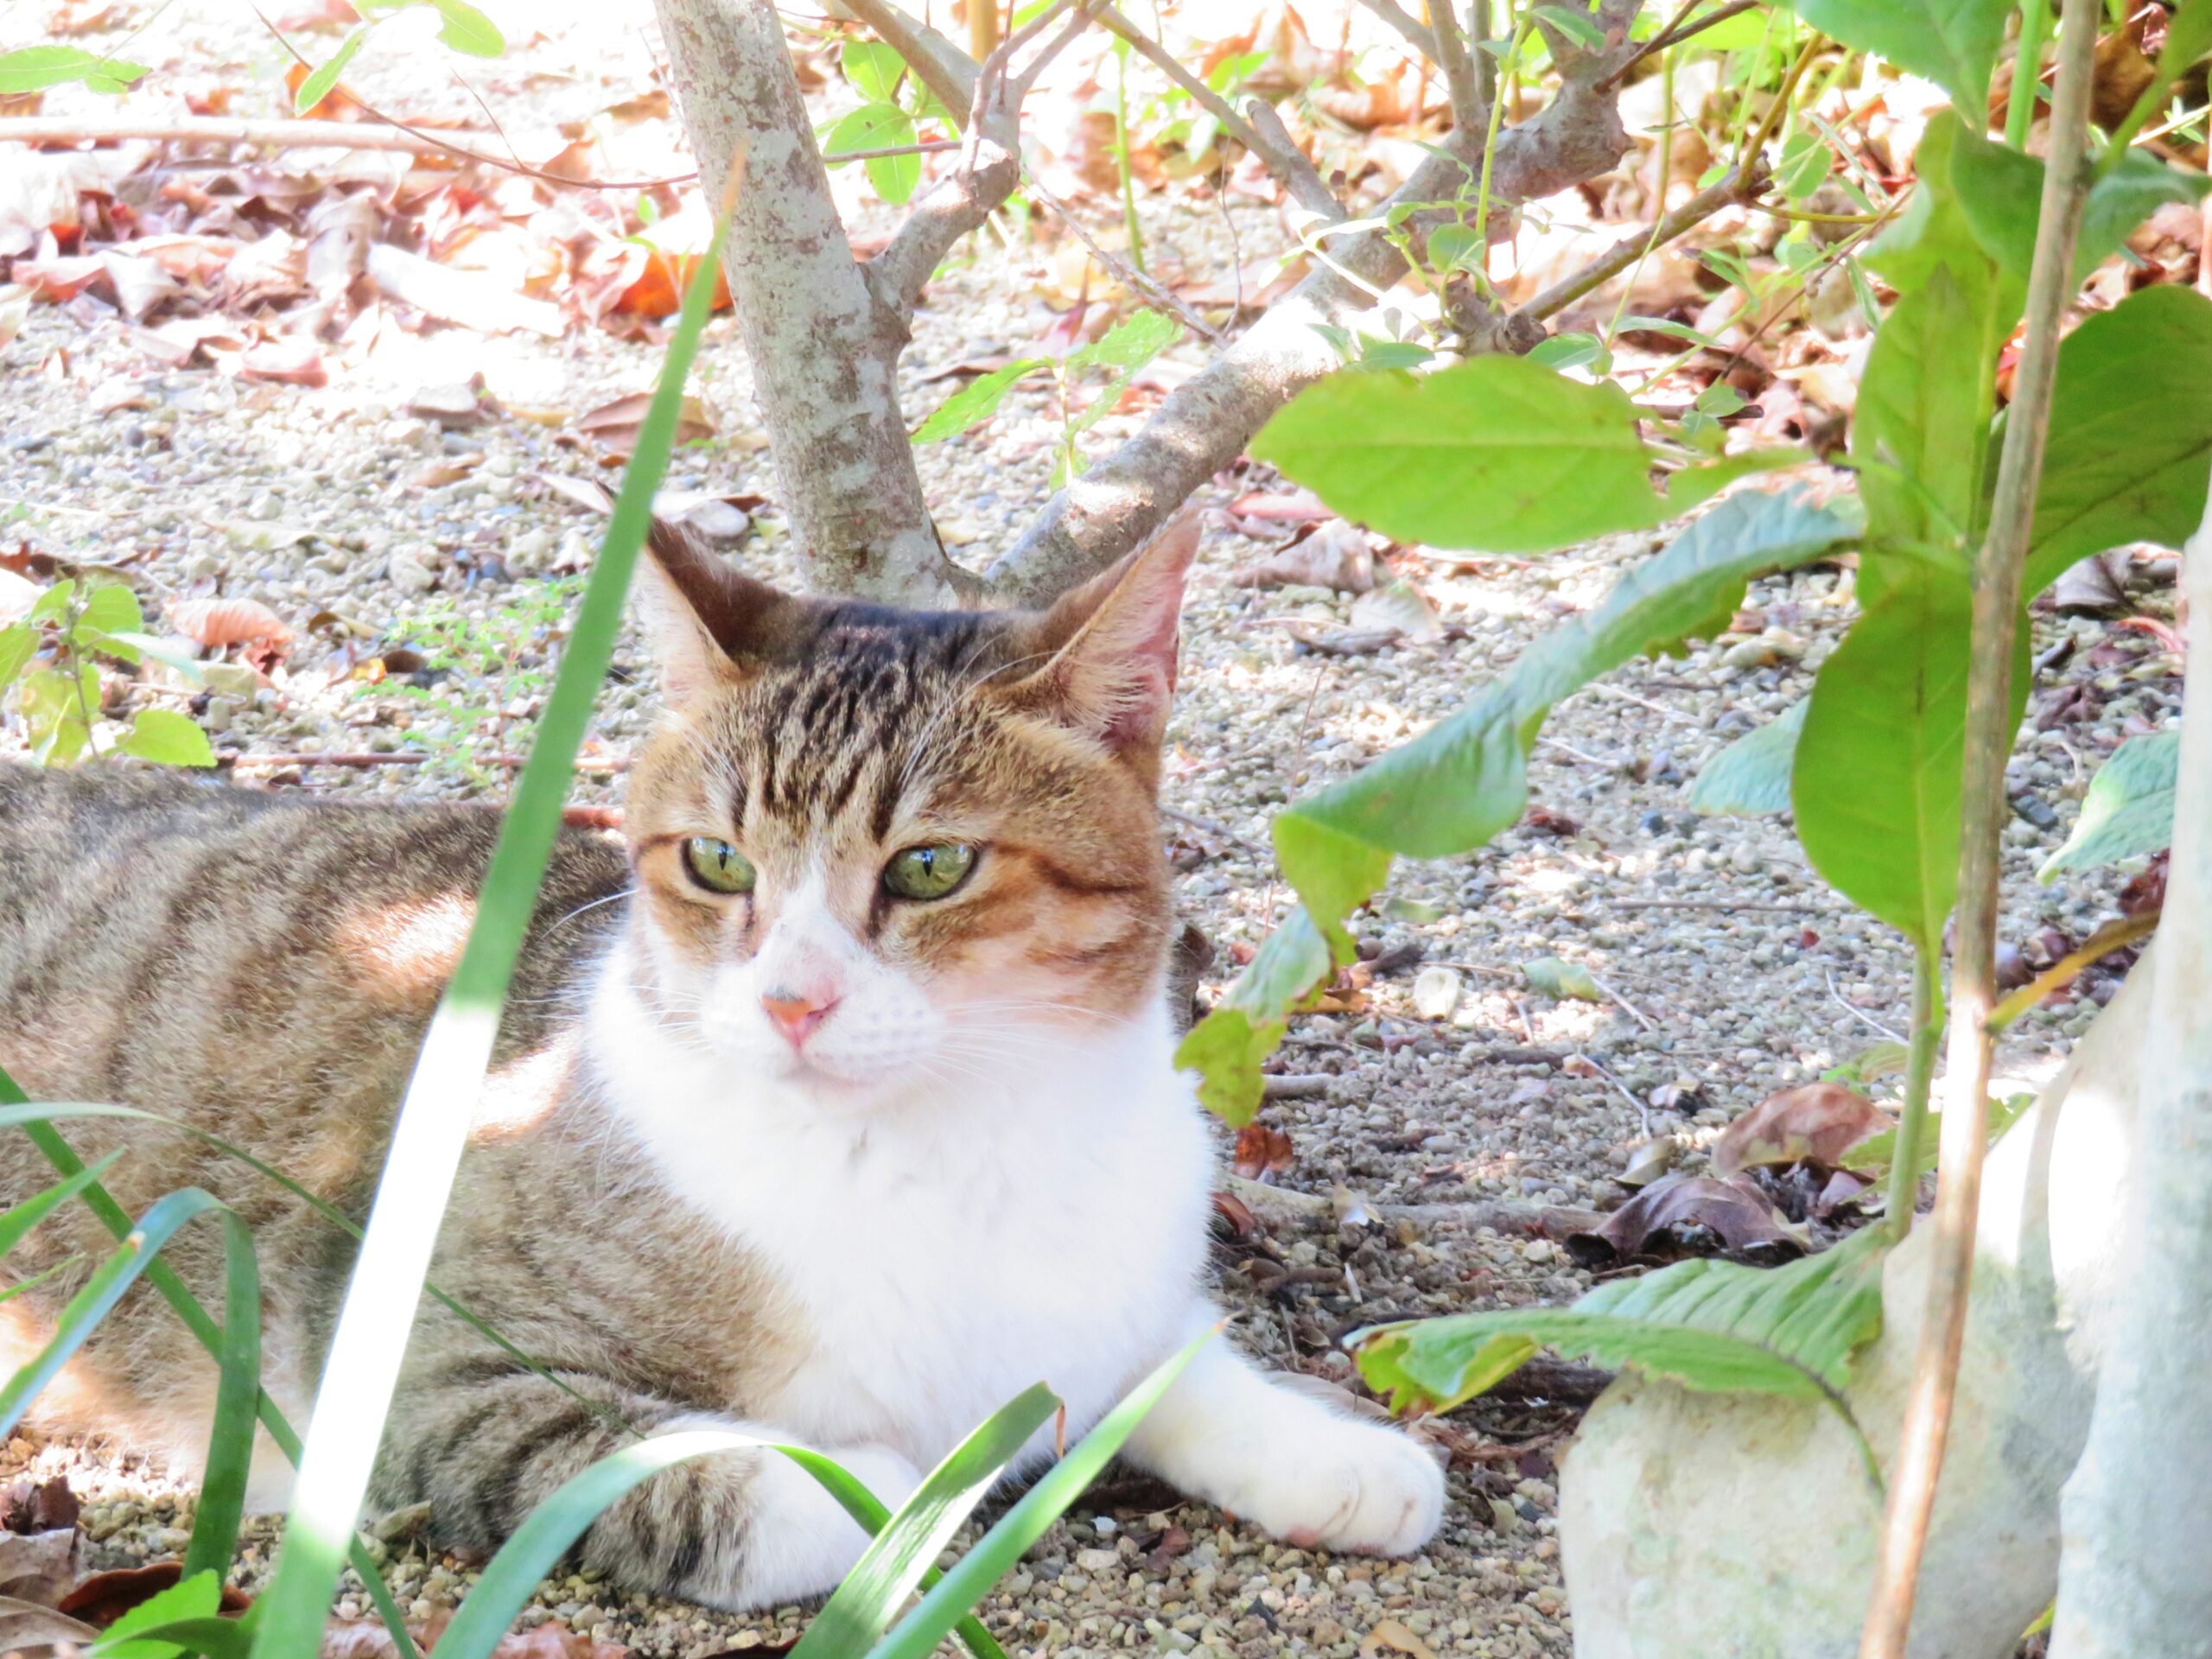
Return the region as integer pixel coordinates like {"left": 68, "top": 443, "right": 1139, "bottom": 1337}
{"left": 1515, "top": 160, "right": 1763, "bottom": 321}
{"left": 1429, "top": 0, "right": 1491, "bottom": 134}
{"left": 836, "top": 0, "right": 979, "bottom": 124}
{"left": 1598, "top": 0, "right": 1762, "bottom": 91}
{"left": 983, "top": 0, "right": 1644, "bottom": 603}
{"left": 1089, "top": 3, "right": 1341, "bottom": 220}
{"left": 1856, "top": 0, "right": 2101, "bottom": 1654}
{"left": 1351, "top": 0, "right": 1437, "bottom": 58}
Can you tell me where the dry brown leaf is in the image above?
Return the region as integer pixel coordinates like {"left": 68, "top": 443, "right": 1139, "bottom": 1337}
{"left": 0, "top": 1476, "right": 77, "bottom": 1538}
{"left": 575, "top": 391, "right": 715, "bottom": 460}
{"left": 365, "top": 242, "right": 564, "bottom": 338}
{"left": 59, "top": 1559, "right": 249, "bottom": 1625}
{"left": 237, "top": 338, "right": 328, "bottom": 387}
{"left": 1709, "top": 1084, "right": 1892, "bottom": 1179}
{"left": 1361, "top": 1618, "right": 1443, "bottom": 1659}
{"left": 0, "top": 1593, "right": 99, "bottom": 1650}
{"left": 1567, "top": 1173, "right": 1803, "bottom": 1267}
{"left": 170, "top": 596, "right": 295, "bottom": 653}
{"left": 0, "top": 1529, "right": 78, "bottom": 1605}
{"left": 1232, "top": 1123, "right": 1295, "bottom": 1181}
{"left": 1230, "top": 519, "right": 1377, "bottom": 592}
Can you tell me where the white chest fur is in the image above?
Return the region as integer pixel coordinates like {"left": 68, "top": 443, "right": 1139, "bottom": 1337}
{"left": 584, "top": 950, "right": 1217, "bottom": 1469}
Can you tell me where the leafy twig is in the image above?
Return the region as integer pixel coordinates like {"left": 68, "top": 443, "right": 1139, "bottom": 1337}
{"left": 1598, "top": 0, "right": 1763, "bottom": 90}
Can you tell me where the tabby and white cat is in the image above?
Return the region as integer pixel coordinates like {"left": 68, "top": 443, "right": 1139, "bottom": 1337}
{"left": 0, "top": 519, "right": 1443, "bottom": 1610}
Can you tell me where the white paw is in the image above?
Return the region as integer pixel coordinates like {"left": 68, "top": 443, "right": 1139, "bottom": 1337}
{"left": 734, "top": 1440, "right": 924, "bottom": 1608}
{"left": 1226, "top": 1414, "right": 1446, "bottom": 1557}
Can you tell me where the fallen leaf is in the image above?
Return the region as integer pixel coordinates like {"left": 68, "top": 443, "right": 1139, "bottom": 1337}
{"left": 1233, "top": 1123, "right": 1295, "bottom": 1181}
{"left": 1231, "top": 519, "right": 1376, "bottom": 592}
{"left": 1226, "top": 488, "right": 1330, "bottom": 524}
{"left": 0, "top": 1528, "right": 78, "bottom": 1605}
{"left": 365, "top": 242, "right": 564, "bottom": 337}
{"left": 170, "top": 596, "right": 294, "bottom": 654}
{"left": 575, "top": 391, "right": 715, "bottom": 460}
{"left": 1361, "top": 1618, "right": 1442, "bottom": 1659}
{"left": 1209, "top": 1188, "right": 1257, "bottom": 1237}
{"left": 1567, "top": 1173, "right": 1804, "bottom": 1267}
{"left": 0, "top": 1594, "right": 99, "bottom": 1650}
{"left": 1349, "top": 581, "right": 1442, "bottom": 643}
{"left": 58, "top": 1560, "right": 250, "bottom": 1625}
{"left": 237, "top": 338, "right": 328, "bottom": 387}
{"left": 1522, "top": 957, "right": 1602, "bottom": 1001}
{"left": 1, "top": 1476, "right": 78, "bottom": 1536}
{"left": 405, "top": 380, "right": 496, "bottom": 429}
{"left": 1710, "top": 1084, "right": 1893, "bottom": 1179}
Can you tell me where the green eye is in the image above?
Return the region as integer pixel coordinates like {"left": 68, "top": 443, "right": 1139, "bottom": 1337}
{"left": 883, "top": 842, "right": 977, "bottom": 902}
{"left": 683, "top": 837, "right": 757, "bottom": 895}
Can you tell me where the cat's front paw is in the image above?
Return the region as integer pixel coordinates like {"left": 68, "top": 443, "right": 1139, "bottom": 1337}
{"left": 1230, "top": 1414, "right": 1445, "bottom": 1557}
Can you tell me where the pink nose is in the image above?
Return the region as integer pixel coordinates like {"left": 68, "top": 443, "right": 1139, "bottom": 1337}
{"left": 760, "top": 992, "right": 836, "bottom": 1049}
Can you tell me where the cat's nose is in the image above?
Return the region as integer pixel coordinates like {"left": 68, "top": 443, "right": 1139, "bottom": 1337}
{"left": 760, "top": 990, "right": 838, "bottom": 1049}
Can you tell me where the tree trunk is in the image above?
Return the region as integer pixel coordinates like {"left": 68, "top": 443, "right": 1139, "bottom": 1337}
{"left": 2045, "top": 466, "right": 2212, "bottom": 1656}
{"left": 652, "top": 0, "right": 968, "bottom": 606}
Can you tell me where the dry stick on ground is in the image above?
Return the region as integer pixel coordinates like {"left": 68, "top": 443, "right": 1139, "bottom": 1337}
{"left": 1855, "top": 3, "right": 2102, "bottom": 1654}
{"left": 0, "top": 115, "right": 501, "bottom": 156}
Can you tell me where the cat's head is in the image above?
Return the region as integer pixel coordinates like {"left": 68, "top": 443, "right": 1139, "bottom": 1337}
{"left": 618, "top": 518, "right": 1196, "bottom": 1096}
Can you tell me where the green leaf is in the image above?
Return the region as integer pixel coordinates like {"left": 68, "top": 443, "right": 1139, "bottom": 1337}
{"left": 182, "top": 1205, "right": 259, "bottom": 1586}
{"left": 1787, "top": 0, "right": 2008, "bottom": 113}
{"left": 1690, "top": 697, "right": 1807, "bottom": 816}
{"left": 1950, "top": 124, "right": 2212, "bottom": 285}
{"left": 0, "top": 621, "right": 34, "bottom": 687}
{"left": 1250, "top": 356, "right": 1775, "bottom": 553}
{"left": 1354, "top": 339, "right": 1435, "bottom": 372}
{"left": 0, "top": 45, "right": 151, "bottom": 94}
{"left": 792, "top": 1385, "right": 1061, "bottom": 1658}
{"left": 28, "top": 580, "right": 75, "bottom": 626}
{"left": 1793, "top": 570, "right": 2030, "bottom": 951}
{"left": 98, "top": 631, "right": 204, "bottom": 683}
{"left": 0, "top": 1188, "right": 227, "bottom": 1437}
{"left": 1179, "top": 489, "right": 1860, "bottom": 1120}
{"left": 86, "top": 1568, "right": 224, "bottom": 1659}
{"left": 824, "top": 104, "right": 920, "bottom": 204}
{"left": 294, "top": 24, "right": 371, "bottom": 114}
{"left": 1065, "top": 308, "right": 1180, "bottom": 372}
{"left": 1427, "top": 223, "right": 1484, "bottom": 274}
{"left": 1533, "top": 3, "right": 1605, "bottom": 47}
{"left": 428, "top": 0, "right": 504, "bottom": 56}
{"left": 116, "top": 709, "right": 216, "bottom": 767}
{"left": 1523, "top": 957, "right": 1602, "bottom": 1001}
{"left": 1777, "top": 130, "right": 1831, "bottom": 200}
{"left": 75, "top": 583, "right": 144, "bottom": 639}
{"left": 842, "top": 38, "right": 908, "bottom": 103}
{"left": 0, "top": 1149, "right": 124, "bottom": 1261}
{"left": 1843, "top": 1093, "right": 2032, "bottom": 1181}
{"left": 1851, "top": 261, "right": 2002, "bottom": 592}
{"left": 2037, "top": 730, "right": 2178, "bottom": 880}
{"left": 868, "top": 1331, "right": 1214, "bottom": 1659}
{"left": 1528, "top": 331, "right": 1611, "bottom": 372}
{"left": 2025, "top": 284, "right": 2212, "bottom": 595}
{"left": 913, "top": 359, "right": 1046, "bottom": 442}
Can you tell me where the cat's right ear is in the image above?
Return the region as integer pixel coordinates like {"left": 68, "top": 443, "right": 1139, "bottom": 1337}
{"left": 635, "top": 521, "right": 800, "bottom": 702}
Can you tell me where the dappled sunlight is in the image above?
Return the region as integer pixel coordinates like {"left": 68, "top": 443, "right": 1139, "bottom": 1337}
{"left": 332, "top": 892, "right": 476, "bottom": 1003}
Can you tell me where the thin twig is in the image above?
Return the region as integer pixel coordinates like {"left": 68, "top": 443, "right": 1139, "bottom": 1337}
{"left": 837, "top": 0, "right": 980, "bottom": 123}
{"left": 1023, "top": 171, "right": 1224, "bottom": 340}
{"left": 1516, "top": 163, "right": 1764, "bottom": 323}
{"left": 1826, "top": 968, "right": 1906, "bottom": 1044}
{"left": 1427, "top": 0, "right": 1491, "bottom": 134}
{"left": 1597, "top": 0, "right": 1763, "bottom": 90}
{"left": 1860, "top": 3, "right": 2098, "bottom": 1628}
{"left": 0, "top": 114, "right": 498, "bottom": 156}
{"left": 1089, "top": 3, "right": 1339, "bottom": 219}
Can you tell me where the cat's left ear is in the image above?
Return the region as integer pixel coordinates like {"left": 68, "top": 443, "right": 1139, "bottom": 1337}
{"left": 1014, "top": 512, "right": 1198, "bottom": 763}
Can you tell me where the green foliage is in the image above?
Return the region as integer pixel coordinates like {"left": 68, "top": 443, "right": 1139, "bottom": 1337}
{"left": 1249, "top": 355, "right": 1787, "bottom": 553}
{"left": 1845, "top": 1093, "right": 2034, "bottom": 1183}
{"left": 1784, "top": 0, "right": 2010, "bottom": 114}
{"left": 1523, "top": 957, "right": 1602, "bottom": 1001}
{"left": 1690, "top": 698, "right": 1807, "bottom": 816}
{"left": 914, "top": 360, "right": 1047, "bottom": 441}
{"left": 367, "top": 577, "right": 581, "bottom": 786}
{"left": 295, "top": 0, "right": 505, "bottom": 112}
{"left": 2037, "top": 730, "right": 2179, "bottom": 881}
{"left": 295, "top": 26, "right": 371, "bottom": 112}
{"left": 0, "top": 577, "right": 213, "bottom": 768}
{"left": 824, "top": 103, "right": 920, "bottom": 205}
{"left": 1794, "top": 571, "right": 2030, "bottom": 955}
{"left": 1357, "top": 1225, "right": 1890, "bottom": 1459}
{"left": 0, "top": 44, "right": 149, "bottom": 94}
{"left": 2025, "top": 285, "right": 2212, "bottom": 595}
{"left": 86, "top": 1569, "right": 226, "bottom": 1659}
{"left": 1177, "top": 489, "right": 1859, "bottom": 1122}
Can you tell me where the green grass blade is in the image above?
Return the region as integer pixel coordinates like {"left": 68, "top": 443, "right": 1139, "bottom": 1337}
{"left": 0, "top": 1252, "right": 86, "bottom": 1305}
{"left": 868, "top": 1329, "right": 1217, "bottom": 1659}
{"left": 0, "top": 1186, "right": 224, "bottom": 1437}
{"left": 0, "top": 1147, "right": 124, "bottom": 1257}
{"left": 183, "top": 1211, "right": 260, "bottom": 1585}
{"left": 792, "top": 1383, "right": 1060, "bottom": 1659}
{"left": 0, "top": 1077, "right": 420, "bottom": 1659}
{"left": 247, "top": 213, "right": 732, "bottom": 1659}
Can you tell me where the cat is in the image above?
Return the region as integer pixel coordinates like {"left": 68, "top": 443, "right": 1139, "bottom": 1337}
{"left": 0, "top": 516, "right": 1444, "bottom": 1611}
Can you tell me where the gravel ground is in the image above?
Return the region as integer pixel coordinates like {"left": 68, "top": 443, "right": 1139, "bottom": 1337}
{"left": 0, "top": 4, "right": 2177, "bottom": 1656}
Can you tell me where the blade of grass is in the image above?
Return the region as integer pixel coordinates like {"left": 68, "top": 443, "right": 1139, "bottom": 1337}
{"left": 0, "top": 1187, "right": 225, "bottom": 1435}
{"left": 0, "top": 1074, "right": 419, "bottom": 1659}
{"left": 182, "top": 1209, "right": 260, "bottom": 1586}
{"left": 791, "top": 1383, "right": 1060, "bottom": 1659}
{"left": 245, "top": 192, "right": 736, "bottom": 1659}
{"left": 0, "top": 1147, "right": 124, "bottom": 1256}
{"left": 867, "top": 1328, "right": 1217, "bottom": 1659}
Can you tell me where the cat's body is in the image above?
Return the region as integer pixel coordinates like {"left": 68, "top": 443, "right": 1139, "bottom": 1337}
{"left": 0, "top": 521, "right": 1442, "bottom": 1610}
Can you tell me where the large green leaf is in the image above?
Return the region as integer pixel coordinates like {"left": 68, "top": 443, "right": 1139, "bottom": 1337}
{"left": 116, "top": 709, "right": 216, "bottom": 768}
{"left": 2024, "top": 284, "right": 2212, "bottom": 594}
{"left": 1850, "top": 261, "right": 2001, "bottom": 589}
{"left": 1794, "top": 570, "right": 2030, "bottom": 952}
{"left": 1787, "top": 0, "right": 2009, "bottom": 114}
{"left": 1357, "top": 1224, "right": 1889, "bottom": 1432}
{"left": 793, "top": 1385, "right": 1058, "bottom": 1658}
{"left": 1950, "top": 127, "right": 2212, "bottom": 285}
{"left": 2037, "top": 729, "right": 2178, "bottom": 880}
{"left": 0, "top": 45, "right": 150, "bottom": 94}
{"left": 1176, "top": 489, "right": 1861, "bottom": 1120}
{"left": 1249, "top": 355, "right": 1780, "bottom": 552}
{"left": 1690, "top": 698, "right": 1808, "bottom": 817}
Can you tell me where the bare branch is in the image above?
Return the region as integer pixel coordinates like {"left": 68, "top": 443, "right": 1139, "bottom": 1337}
{"left": 1024, "top": 171, "right": 1226, "bottom": 341}
{"left": 1089, "top": 4, "right": 1341, "bottom": 220}
{"left": 1351, "top": 0, "right": 1437, "bottom": 57}
{"left": 1515, "top": 161, "right": 1763, "bottom": 321}
{"left": 837, "top": 0, "right": 979, "bottom": 121}
{"left": 1429, "top": 0, "right": 1491, "bottom": 134}
{"left": 985, "top": 1, "right": 1645, "bottom": 603}
{"left": 865, "top": 0, "right": 1089, "bottom": 322}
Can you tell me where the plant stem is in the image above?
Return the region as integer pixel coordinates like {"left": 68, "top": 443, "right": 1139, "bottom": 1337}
{"left": 1856, "top": 1, "right": 2102, "bottom": 1654}
{"left": 1883, "top": 949, "right": 1942, "bottom": 1244}
{"left": 1115, "top": 39, "right": 1146, "bottom": 275}
{"left": 2007, "top": 0, "right": 2051, "bottom": 149}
